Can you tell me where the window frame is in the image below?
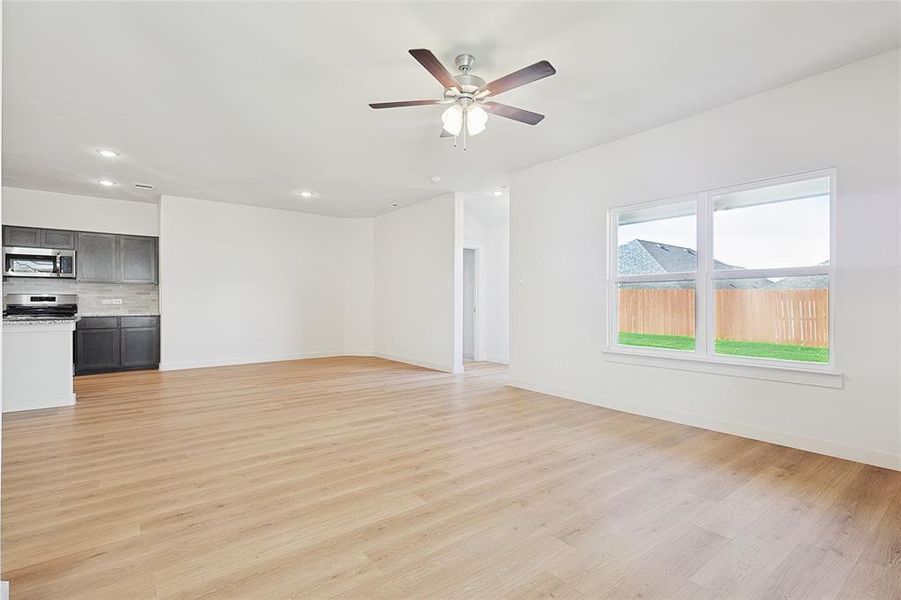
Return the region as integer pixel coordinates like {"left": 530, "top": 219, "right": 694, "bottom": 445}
{"left": 607, "top": 169, "right": 836, "bottom": 374}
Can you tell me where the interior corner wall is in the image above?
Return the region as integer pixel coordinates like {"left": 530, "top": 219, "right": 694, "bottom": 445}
{"left": 342, "top": 218, "right": 375, "bottom": 355}
{"left": 509, "top": 50, "right": 901, "bottom": 470}
{"left": 373, "top": 193, "right": 458, "bottom": 372}
{"left": 158, "top": 194, "right": 370, "bottom": 370}
{"left": 453, "top": 193, "right": 464, "bottom": 374}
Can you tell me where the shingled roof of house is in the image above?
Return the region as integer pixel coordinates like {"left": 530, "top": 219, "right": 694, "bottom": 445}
{"left": 617, "top": 239, "right": 771, "bottom": 289}
{"left": 617, "top": 240, "right": 828, "bottom": 290}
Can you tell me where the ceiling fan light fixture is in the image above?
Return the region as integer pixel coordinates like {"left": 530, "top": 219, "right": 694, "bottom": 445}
{"left": 466, "top": 105, "right": 488, "bottom": 136}
{"left": 441, "top": 104, "right": 463, "bottom": 136}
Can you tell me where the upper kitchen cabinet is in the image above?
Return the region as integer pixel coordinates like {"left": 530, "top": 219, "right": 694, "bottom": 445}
{"left": 76, "top": 232, "right": 119, "bottom": 282}
{"left": 40, "top": 229, "right": 76, "bottom": 249}
{"left": 3, "top": 226, "right": 76, "bottom": 249}
{"left": 3, "top": 226, "right": 41, "bottom": 247}
{"left": 119, "top": 235, "right": 158, "bottom": 284}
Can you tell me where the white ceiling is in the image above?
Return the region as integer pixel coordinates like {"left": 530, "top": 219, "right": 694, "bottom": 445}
{"left": 3, "top": 2, "right": 899, "bottom": 218}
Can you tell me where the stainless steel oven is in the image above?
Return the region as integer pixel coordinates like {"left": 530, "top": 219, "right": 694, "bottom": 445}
{"left": 2, "top": 246, "right": 76, "bottom": 278}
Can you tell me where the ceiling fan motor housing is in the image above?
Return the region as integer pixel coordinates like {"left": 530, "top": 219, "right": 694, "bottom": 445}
{"left": 454, "top": 73, "right": 486, "bottom": 95}
{"left": 454, "top": 53, "right": 476, "bottom": 71}
{"left": 452, "top": 54, "right": 484, "bottom": 95}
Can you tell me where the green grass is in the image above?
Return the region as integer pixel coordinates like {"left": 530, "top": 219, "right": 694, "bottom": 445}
{"left": 618, "top": 332, "right": 828, "bottom": 363}
{"left": 618, "top": 332, "right": 696, "bottom": 351}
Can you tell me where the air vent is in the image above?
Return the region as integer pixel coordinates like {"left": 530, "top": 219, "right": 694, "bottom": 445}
{"left": 134, "top": 183, "right": 155, "bottom": 190}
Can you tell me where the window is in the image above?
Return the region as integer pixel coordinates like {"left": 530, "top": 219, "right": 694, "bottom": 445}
{"left": 610, "top": 171, "right": 833, "bottom": 369}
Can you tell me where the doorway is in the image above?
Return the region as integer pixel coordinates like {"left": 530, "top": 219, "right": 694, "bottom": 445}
{"left": 463, "top": 247, "right": 477, "bottom": 361}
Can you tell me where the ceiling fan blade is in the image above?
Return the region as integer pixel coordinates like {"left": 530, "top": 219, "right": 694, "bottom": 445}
{"left": 484, "top": 102, "right": 545, "bottom": 125}
{"left": 409, "top": 49, "right": 459, "bottom": 90}
{"left": 369, "top": 100, "right": 441, "bottom": 109}
{"left": 440, "top": 128, "right": 453, "bottom": 138}
{"left": 483, "top": 60, "right": 556, "bottom": 96}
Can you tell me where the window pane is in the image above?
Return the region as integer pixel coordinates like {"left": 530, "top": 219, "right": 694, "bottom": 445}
{"left": 714, "top": 276, "right": 829, "bottom": 363}
{"left": 713, "top": 176, "right": 830, "bottom": 270}
{"left": 618, "top": 282, "right": 695, "bottom": 351}
{"left": 617, "top": 200, "right": 696, "bottom": 276}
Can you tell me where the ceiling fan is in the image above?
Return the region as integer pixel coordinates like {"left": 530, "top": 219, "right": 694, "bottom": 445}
{"left": 369, "top": 49, "right": 556, "bottom": 149}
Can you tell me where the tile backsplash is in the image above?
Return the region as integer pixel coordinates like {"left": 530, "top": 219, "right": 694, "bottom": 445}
{"left": 3, "top": 279, "right": 159, "bottom": 316}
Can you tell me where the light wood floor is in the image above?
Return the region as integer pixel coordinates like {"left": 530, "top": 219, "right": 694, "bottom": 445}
{"left": 2, "top": 357, "right": 899, "bottom": 599}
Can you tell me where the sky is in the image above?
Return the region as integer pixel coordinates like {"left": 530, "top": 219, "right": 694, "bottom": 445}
{"left": 618, "top": 195, "right": 830, "bottom": 270}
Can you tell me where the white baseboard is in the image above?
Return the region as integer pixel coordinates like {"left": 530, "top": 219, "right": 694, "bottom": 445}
{"left": 508, "top": 378, "right": 901, "bottom": 472}
{"left": 1, "top": 580, "right": 8, "bottom": 600}
{"left": 373, "top": 352, "right": 454, "bottom": 373}
{"left": 3, "top": 392, "right": 76, "bottom": 413}
{"left": 485, "top": 355, "right": 511, "bottom": 365}
{"left": 160, "top": 351, "right": 349, "bottom": 372}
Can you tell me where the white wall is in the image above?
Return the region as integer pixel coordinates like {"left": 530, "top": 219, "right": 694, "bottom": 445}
{"left": 509, "top": 50, "right": 901, "bottom": 470}
{"left": 342, "top": 218, "right": 375, "bottom": 355}
{"left": 158, "top": 195, "right": 373, "bottom": 370}
{"left": 463, "top": 202, "right": 510, "bottom": 364}
{"left": 373, "top": 193, "right": 458, "bottom": 372}
{"left": 2, "top": 187, "right": 159, "bottom": 236}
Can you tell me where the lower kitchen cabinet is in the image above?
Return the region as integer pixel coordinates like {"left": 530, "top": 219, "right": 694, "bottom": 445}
{"left": 75, "top": 328, "right": 120, "bottom": 372}
{"left": 120, "top": 326, "right": 159, "bottom": 368}
{"left": 75, "top": 316, "right": 160, "bottom": 375}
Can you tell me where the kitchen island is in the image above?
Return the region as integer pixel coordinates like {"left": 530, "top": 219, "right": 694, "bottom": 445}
{"left": 2, "top": 318, "right": 76, "bottom": 412}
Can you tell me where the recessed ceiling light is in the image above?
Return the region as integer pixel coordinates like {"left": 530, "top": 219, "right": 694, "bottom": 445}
{"left": 298, "top": 190, "right": 315, "bottom": 198}
{"left": 97, "top": 179, "right": 116, "bottom": 187}
{"left": 97, "top": 149, "right": 119, "bottom": 158}
{"left": 390, "top": 203, "right": 400, "bottom": 208}
{"left": 491, "top": 186, "right": 507, "bottom": 197}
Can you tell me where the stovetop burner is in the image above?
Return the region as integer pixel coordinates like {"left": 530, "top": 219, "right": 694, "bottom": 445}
{"left": 3, "top": 293, "right": 78, "bottom": 320}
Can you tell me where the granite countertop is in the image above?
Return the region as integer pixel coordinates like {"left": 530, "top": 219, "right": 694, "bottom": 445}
{"left": 3, "top": 317, "right": 79, "bottom": 325}
{"left": 79, "top": 313, "right": 160, "bottom": 317}
{"left": 4, "top": 313, "right": 160, "bottom": 324}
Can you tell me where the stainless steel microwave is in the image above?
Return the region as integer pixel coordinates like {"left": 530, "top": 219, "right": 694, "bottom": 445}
{"left": 2, "top": 246, "right": 76, "bottom": 278}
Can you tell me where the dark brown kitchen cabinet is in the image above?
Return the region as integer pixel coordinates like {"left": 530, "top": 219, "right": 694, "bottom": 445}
{"left": 75, "top": 316, "right": 160, "bottom": 375}
{"left": 76, "top": 232, "right": 119, "bottom": 282}
{"left": 118, "top": 235, "right": 158, "bottom": 284}
{"left": 2, "top": 226, "right": 41, "bottom": 247}
{"left": 41, "top": 229, "right": 76, "bottom": 249}
{"left": 3, "top": 226, "right": 76, "bottom": 249}
{"left": 120, "top": 326, "right": 159, "bottom": 368}
{"left": 75, "top": 327, "right": 121, "bottom": 373}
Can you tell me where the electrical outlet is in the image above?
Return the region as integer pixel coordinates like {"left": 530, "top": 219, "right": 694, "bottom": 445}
{"left": 256, "top": 330, "right": 263, "bottom": 340}
{"left": 112, "top": 299, "right": 123, "bottom": 305}
{"left": 562, "top": 360, "right": 569, "bottom": 372}
{"left": 101, "top": 298, "right": 123, "bottom": 305}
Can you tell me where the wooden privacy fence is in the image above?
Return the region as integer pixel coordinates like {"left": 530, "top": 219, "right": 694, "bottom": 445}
{"left": 619, "top": 288, "right": 829, "bottom": 347}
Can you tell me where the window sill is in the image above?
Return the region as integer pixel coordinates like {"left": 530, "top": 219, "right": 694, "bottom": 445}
{"left": 600, "top": 349, "right": 843, "bottom": 389}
